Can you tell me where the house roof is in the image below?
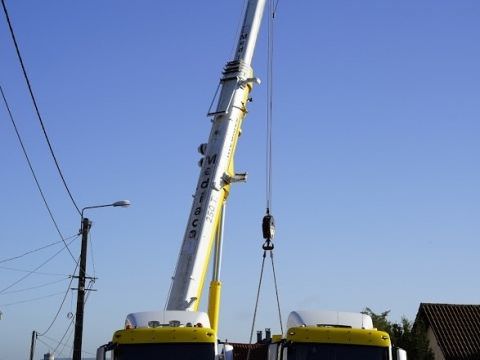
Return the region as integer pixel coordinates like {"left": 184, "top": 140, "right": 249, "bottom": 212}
{"left": 416, "top": 303, "right": 480, "bottom": 360}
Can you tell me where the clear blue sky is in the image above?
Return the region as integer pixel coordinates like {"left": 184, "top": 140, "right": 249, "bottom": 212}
{"left": 1, "top": 1, "right": 479, "bottom": 359}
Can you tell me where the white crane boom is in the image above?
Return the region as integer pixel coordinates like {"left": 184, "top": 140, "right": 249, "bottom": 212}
{"left": 167, "top": 0, "right": 267, "bottom": 312}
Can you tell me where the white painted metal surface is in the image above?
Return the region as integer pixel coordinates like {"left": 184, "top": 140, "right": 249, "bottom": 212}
{"left": 234, "top": 0, "right": 267, "bottom": 65}
{"left": 166, "top": 0, "right": 267, "bottom": 312}
{"left": 286, "top": 310, "right": 374, "bottom": 330}
{"left": 125, "top": 310, "right": 211, "bottom": 329}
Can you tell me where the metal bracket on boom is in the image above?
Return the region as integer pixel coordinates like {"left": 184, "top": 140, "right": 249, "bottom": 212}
{"left": 239, "top": 77, "right": 261, "bottom": 87}
{"left": 222, "top": 172, "right": 248, "bottom": 185}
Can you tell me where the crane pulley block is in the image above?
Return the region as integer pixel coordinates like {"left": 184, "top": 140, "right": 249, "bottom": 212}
{"left": 262, "top": 213, "right": 275, "bottom": 241}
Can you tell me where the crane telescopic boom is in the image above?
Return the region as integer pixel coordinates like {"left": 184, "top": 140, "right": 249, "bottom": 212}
{"left": 96, "top": 3, "right": 267, "bottom": 359}
{"left": 166, "top": 0, "right": 267, "bottom": 319}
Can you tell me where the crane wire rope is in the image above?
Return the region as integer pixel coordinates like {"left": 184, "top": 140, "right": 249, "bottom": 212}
{"left": 266, "top": 0, "right": 283, "bottom": 334}
{"left": 1, "top": 0, "right": 82, "bottom": 217}
{"left": 247, "top": 2, "right": 283, "bottom": 359}
{"left": 0, "top": 85, "right": 78, "bottom": 264}
{"left": 246, "top": 251, "right": 267, "bottom": 360}
{"left": 270, "top": 251, "right": 283, "bottom": 333}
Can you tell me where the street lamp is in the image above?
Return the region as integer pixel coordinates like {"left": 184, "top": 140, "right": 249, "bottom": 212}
{"left": 72, "top": 200, "right": 130, "bottom": 360}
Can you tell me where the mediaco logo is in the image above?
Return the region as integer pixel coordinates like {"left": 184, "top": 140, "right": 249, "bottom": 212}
{"left": 188, "top": 154, "right": 218, "bottom": 241}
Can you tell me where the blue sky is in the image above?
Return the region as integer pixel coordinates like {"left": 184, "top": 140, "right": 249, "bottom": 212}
{"left": 1, "top": 1, "right": 479, "bottom": 359}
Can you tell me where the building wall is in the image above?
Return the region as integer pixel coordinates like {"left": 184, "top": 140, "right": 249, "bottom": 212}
{"left": 427, "top": 327, "right": 445, "bottom": 360}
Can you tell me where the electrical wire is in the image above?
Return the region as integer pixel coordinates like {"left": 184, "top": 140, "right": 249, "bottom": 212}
{"left": 0, "top": 239, "right": 63, "bottom": 265}
{"left": 1, "top": 0, "right": 81, "bottom": 216}
{"left": 89, "top": 232, "right": 96, "bottom": 279}
{"left": 0, "top": 235, "right": 79, "bottom": 295}
{"left": 52, "top": 280, "right": 94, "bottom": 356}
{"left": 0, "top": 266, "right": 67, "bottom": 277}
{"left": 55, "top": 316, "right": 75, "bottom": 356}
{"left": 56, "top": 320, "right": 75, "bottom": 357}
{"left": 0, "top": 85, "right": 78, "bottom": 264}
{"left": 0, "top": 277, "right": 68, "bottom": 295}
{"left": 36, "top": 336, "right": 55, "bottom": 352}
{"left": 0, "top": 233, "right": 78, "bottom": 265}
{"left": 37, "top": 260, "right": 79, "bottom": 337}
{"left": 42, "top": 334, "right": 73, "bottom": 355}
{"left": 0, "top": 291, "right": 65, "bottom": 307}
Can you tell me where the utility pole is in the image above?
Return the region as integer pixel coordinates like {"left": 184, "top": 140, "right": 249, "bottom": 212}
{"left": 29, "top": 330, "right": 37, "bottom": 360}
{"left": 72, "top": 217, "right": 92, "bottom": 360}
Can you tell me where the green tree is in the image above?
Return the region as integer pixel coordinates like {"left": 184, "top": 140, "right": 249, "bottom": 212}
{"left": 362, "top": 308, "right": 434, "bottom": 360}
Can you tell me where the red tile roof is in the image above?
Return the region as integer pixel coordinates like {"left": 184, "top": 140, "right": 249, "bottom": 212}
{"left": 416, "top": 303, "right": 480, "bottom": 360}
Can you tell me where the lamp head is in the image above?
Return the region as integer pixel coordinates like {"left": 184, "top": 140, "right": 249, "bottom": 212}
{"left": 112, "top": 200, "right": 131, "bottom": 208}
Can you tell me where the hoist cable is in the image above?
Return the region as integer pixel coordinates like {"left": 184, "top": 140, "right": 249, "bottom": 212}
{"left": 265, "top": 0, "right": 274, "bottom": 211}
{"left": 270, "top": 251, "right": 283, "bottom": 333}
{"left": 246, "top": 251, "right": 267, "bottom": 360}
{"left": 1, "top": 0, "right": 82, "bottom": 216}
{"left": 273, "top": 0, "right": 281, "bottom": 16}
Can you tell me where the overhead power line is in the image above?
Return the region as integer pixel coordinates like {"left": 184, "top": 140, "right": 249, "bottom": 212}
{"left": 1, "top": 0, "right": 81, "bottom": 216}
{"left": 48, "top": 280, "right": 94, "bottom": 356}
{"left": 0, "top": 235, "right": 79, "bottom": 295}
{"left": 0, "top": 277, "right": 69, "bottom": 295}
{"left": 0, "top": 85, "right": 78, "bottom": 264}
{"left": 0, "top": 266, "right": 68, "bottom": 277}
{"left": 0, "top": 234, "right": 78, "bottom": 265}
{"left": 0, "top": 291, "right": 65, "bottom": 307}
{"left": 37, "top": 260, "right": 78, "bottom": 337}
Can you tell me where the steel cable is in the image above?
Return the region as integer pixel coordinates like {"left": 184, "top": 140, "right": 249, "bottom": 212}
{"left": 246, "top": 251, "right": 267, "bottom": 360}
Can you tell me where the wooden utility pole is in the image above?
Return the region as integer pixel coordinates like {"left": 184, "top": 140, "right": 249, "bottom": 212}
{"left": 29, "top": 330, "right": 37, "bottom": 360}
{"left": 72, "top": 217, "right": 91, "bottom": 360}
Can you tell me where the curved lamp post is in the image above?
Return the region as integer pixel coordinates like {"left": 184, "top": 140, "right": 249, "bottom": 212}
{"left": 72, "top": 200, "right": 130, "bottom": 360}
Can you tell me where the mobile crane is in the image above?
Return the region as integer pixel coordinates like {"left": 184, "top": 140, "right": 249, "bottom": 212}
{"left": 96, "top": 1, "right": 409, "bottom": 359}
{"left": 96, "top": 0, "right": 267, "bottom": 359}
